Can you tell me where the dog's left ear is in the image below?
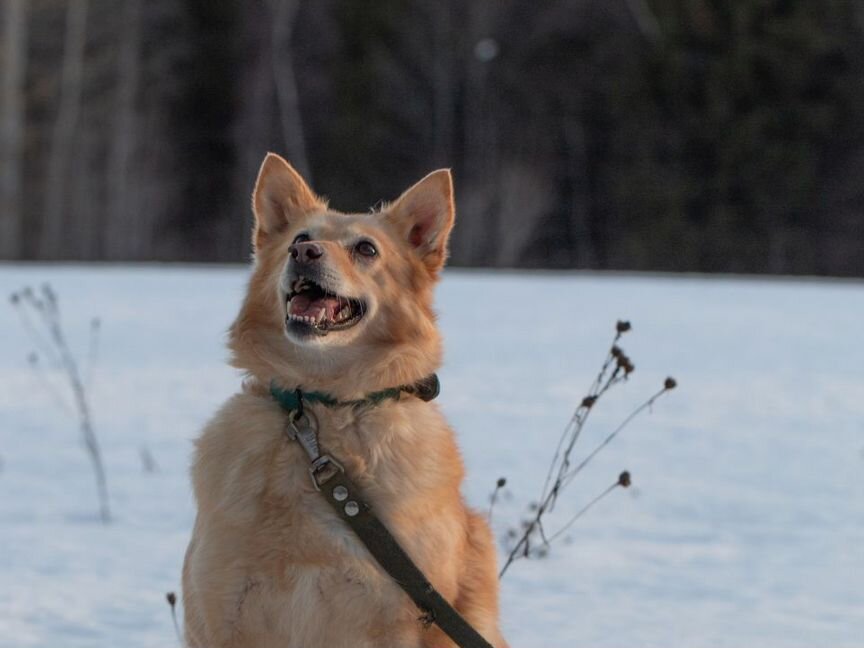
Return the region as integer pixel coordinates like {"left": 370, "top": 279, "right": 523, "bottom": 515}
{"left": 386, "top": 169, "right": 455, "bottom": 273}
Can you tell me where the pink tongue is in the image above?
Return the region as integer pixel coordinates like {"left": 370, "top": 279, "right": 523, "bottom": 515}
{"left": 289, "top": 294, "right": 341, "bottom": 320}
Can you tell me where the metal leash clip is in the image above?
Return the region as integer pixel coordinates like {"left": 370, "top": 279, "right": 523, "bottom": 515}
{"left": 286, "top": 412, "right": 320, "bottom": 460}
{"left": 285, "top": 411, "right": 344, "bottom": 490}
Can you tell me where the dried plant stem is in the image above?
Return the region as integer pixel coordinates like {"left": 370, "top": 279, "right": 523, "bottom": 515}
{"left": 498, "top": 320, "right": 675, "bottom": 578}
{"left": 11, "top": 285, "right": 111, "bottom": 523}
{"left": 85, "top": 317, "right": 100, "bottom": 389}
{"left": 487, "top": 477, "right": 507, "bottom": 522}
{"left": 166, "top": 592, "right": 182, "bottom": 644}
{"left": 539, "top": 328, "right": 628, "bottom": 509}
{"left": 13, "top": 297, "right": 62, "bottom": 367}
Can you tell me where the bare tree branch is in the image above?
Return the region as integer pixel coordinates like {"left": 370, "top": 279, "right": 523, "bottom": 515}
{"left": 105, "top": 0, "right": 143, "bottom": 259}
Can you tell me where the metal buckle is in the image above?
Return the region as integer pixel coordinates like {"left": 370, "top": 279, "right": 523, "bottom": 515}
{"left": 309, "top": 454, "right": 344, "bottom": 490}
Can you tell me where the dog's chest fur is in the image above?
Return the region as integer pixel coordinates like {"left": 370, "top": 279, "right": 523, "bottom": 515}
{"left": 183, "top": 389, "right": 466, "bottom": 647}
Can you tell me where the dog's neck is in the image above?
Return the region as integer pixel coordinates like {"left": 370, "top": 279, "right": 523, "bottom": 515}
{"left": 234, "top": 331, "right": 442, "bottom": 402}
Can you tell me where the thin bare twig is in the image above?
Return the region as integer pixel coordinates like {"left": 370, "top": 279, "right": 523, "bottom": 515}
{"left": 27, "top": 353, "right": 74, "bottom": 414}
{"left": 546, "top": 472, "right": 631, "bottom": 546}
{"left": 560, "top": 386, "right": 669, "bottom": 491}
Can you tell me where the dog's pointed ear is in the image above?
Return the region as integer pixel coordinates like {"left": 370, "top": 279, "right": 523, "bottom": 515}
{"left": 251, "top": 153, "right": 322, "bottom": 250}
{"left": 385, "top": 169, "right": 455, "bottom": 273}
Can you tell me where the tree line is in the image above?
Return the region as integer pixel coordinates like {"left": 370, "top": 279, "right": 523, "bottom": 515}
{"left": 2, "top": 0, "right": 863, "bottom": 275}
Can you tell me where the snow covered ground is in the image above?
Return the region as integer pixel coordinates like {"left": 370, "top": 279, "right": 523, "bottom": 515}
{"left": 0, "top": 264, "right": 862, "bottom": 648}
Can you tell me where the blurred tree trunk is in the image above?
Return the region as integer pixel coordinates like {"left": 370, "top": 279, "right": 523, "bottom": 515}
{"left": 0, "top": 0, "right": 27, "bottom": 259}
{"left": 270, "top": 0, "right": 310, "bottom": 180}
{"left": 41, "top": 0, "right": 89, "bottom": 259}
{"left": 563, "top": 115, "right": 596, "bottom": 267}
{"left": 424, "top": 0, "right": 455, "bottom": 168}
{"left": 105, "top": 0, "right": 142, "bottom": 259}
{"left": 453, "top": 0, "right": 497, "bottom": 265}
{"left": 493, "top": 158, "right": 556, "bottom": 266}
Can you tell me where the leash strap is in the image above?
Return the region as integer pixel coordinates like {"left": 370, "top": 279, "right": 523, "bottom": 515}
{"left": 284, "top": 410, "right": 494, "bottom": 648}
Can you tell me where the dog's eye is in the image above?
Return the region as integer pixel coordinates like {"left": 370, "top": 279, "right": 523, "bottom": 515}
{"left": 293, "top": 233, "right": 311, "bottom": 245}
{"left": 354, "top": 240, "right": 378, "bottom": 258}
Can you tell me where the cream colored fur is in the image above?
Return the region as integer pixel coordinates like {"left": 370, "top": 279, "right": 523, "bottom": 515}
{"left": 182, "top": 153, "right": 507, "bottom": 648}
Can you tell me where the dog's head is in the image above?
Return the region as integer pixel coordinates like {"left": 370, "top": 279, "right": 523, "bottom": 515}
{"left": 229, "top": 153, "right": 455, "bottom": 394}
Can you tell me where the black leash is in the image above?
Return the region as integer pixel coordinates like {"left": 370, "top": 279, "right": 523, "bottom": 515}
{"left": 275, "top": 379, "right": 494, "bottom": 648}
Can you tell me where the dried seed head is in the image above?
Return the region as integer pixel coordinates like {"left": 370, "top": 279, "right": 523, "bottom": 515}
{"left": 617, "top": 353, "right": 635, "bottom": 374}
{"left": 618, "top": 471, "right": 632, "bottom": 488}
{"left": 581, "top": 395, "right": 597, "bottom": 409}
{"left": 166, "top": 592, "right": 177, "bottom": 606}
{"left": 664, "top": 377, "right": 677, "bottom": 390}
{"left": 610, "top": 345, "right": 623, "bottom": 358}
{"left": 496, "top": 477, "right": 507, "bottom": 488}
{"left": 616, "top": 320, "right": 632, "bottom": 333}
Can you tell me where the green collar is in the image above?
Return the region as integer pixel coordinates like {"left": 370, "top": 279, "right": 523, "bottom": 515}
{"left": 270, "top": 374, "right": 440, "bottom": 414}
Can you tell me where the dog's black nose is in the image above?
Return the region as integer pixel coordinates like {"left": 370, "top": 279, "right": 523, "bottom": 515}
{"left": 290, "top": 241, "right": 324, "bottom": 263}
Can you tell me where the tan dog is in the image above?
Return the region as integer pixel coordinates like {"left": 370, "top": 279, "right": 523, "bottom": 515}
{"left": 182, "top": 153, "right": 507, "bottom": 648}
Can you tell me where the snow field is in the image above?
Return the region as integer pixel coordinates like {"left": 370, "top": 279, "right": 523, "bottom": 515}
{"left": 0, "top": 265, "right": 861, "bottom": 647}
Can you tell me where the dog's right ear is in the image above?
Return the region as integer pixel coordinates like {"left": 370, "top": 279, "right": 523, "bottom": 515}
{"left": 251, "top": 153, "right": 322, "bottom": 250}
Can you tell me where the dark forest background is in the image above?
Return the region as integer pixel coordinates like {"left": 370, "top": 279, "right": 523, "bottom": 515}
{"left": 2, "top": 0, "right": 864, "bottom": 275}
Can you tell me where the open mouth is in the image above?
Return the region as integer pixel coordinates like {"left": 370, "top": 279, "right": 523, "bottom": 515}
{"left": 285, "top": 277, "right": 365, "bottom": 335}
